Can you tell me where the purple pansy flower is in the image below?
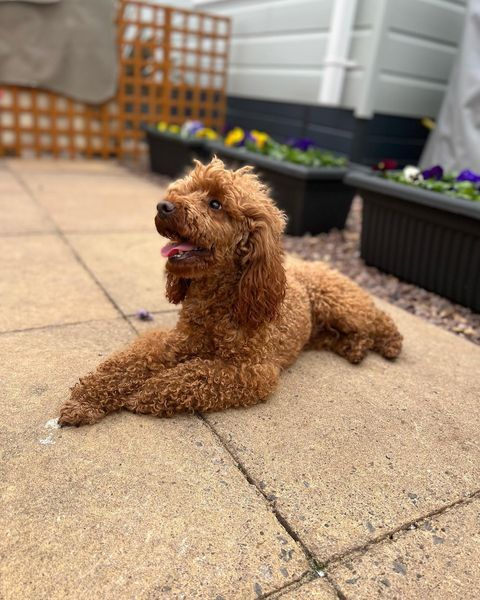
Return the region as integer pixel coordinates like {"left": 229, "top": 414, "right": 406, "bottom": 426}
{"left": 287, "top": 138, "right": 316, "bottom": 151}
{"left": 456, "top": 169, "right": 480, "bottom": 183}
{"left": 422, "top": 165, "right": 443, "bottom": 180}
{"left": 136, "top": 309, "right": 154, "bottom": 321}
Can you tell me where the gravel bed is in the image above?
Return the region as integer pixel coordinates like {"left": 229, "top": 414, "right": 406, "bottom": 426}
{"left": 283, "top": 198, "right": 480, "bottom": 346}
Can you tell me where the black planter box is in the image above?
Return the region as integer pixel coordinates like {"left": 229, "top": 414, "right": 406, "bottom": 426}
{"left": 144, "top": 126, "right": 211, "bottom": 178}
{"left": 346, "top": 170, "right": 480, "bottom": 312}
{"left": 207, "top": 141, "right": 354, "bottom": 235}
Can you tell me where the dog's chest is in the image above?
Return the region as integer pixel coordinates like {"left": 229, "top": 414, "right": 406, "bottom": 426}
{"left": 181, "top": 316, "right": 248, "bottom": 360}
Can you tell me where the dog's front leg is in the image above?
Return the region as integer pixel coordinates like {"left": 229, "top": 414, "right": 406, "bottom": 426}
{"left": 58, "top": 330, "right": 176, "bottom": 426}
{"left": 124, "top": 358, "right": 280, "bottom": 417}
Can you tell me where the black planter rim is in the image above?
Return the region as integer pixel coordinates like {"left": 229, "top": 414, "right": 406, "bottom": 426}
{"left": 206, "top": 140, "right": 348, "bottom": 180}
{"left": 143, "top": 124, "right": 206, "bottom": 150}
{"left": 346, "top": 169, "right": 480, "bottom": 221}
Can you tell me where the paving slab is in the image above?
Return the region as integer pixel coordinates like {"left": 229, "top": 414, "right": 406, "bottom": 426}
{"left": 0, "top": 168, "right": 27, "bottom": 193}
{"left": 67, "top": 232, "right": 173, "bottom": 315}
{"left": 20, "top": 172, "right": 158, "bottom": 196}
{"left": 205, "top": 301, "right": 480, "bottom": 561}
{"left": 17, "top": 173, "right": 164, "bottom": 232}
{"left": 0, "top": 164, "right": 55, "bottom": 234}
{"left": 329, "top": 498, "right": 480, "bottom": 599}
{"left": 275, "top": 579, "right": 338, "bottom": 599}
{"left": 0, "top": 320, "right": 308, "bottom": 599}
{"left": 0, "top": 234, "right": 118, "bottom": 331}
{"left": 6, "top": 158, "right": 129, "bottom": 175}
{"left": 0, "top": 191, "right": 55, "bottom": 234}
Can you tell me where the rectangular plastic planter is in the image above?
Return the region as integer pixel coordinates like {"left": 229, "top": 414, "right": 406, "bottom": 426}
{"left": 207, "top": 142, "right": 354, "bottom": 235}
{"left": 144, "top": 126, "right": 211, "bottom": 178}
{"left": 345, "top": 170, "right": 480, "bottom": 312}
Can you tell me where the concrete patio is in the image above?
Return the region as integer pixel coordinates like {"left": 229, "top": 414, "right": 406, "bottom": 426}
{"left": 1, "top": 159, "right": 479, "bottom": 599}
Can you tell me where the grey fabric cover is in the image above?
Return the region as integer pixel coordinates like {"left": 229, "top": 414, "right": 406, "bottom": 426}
{"left": 0, "top": 0, "right": 117, "bottom": 104}
{"left": 420, "top": 1, "right": 480, "bottom": 171}
{"left": 0, "top": 1, "right": 60, "bottom": 4}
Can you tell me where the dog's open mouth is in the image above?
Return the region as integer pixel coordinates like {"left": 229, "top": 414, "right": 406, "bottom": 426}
{"left": 161, "top": 240, "right": 210, "bottom": 262}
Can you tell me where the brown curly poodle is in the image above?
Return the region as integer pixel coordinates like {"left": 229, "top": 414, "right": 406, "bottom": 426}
{"left": 59, "top": 158, "right": 402, "bottom": 426}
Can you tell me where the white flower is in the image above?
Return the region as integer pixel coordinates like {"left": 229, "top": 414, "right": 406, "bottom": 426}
{"left": 403, "top": 165, "right": 423, "bottom": 183}
{"left": 181, "top": 120, "right": 203, "bottom": 137}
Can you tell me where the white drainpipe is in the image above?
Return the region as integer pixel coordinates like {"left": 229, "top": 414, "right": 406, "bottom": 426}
{"left": 318, "top": 0, "right": 358, "bottom": 106}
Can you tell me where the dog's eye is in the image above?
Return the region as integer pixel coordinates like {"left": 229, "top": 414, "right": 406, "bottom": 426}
{"left": 209, "top": 199, "right": 222, "bottom": 210}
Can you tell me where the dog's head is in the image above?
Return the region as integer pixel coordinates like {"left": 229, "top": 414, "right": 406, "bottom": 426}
{"left": 155, "top": 157, "right": 287, "bottom": 327}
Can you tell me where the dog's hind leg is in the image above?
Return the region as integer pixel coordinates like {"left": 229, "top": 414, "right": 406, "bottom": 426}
{"left": 309, "top": 306, "right": 402, "bottom": 364}
{"left": 372, "top": 308, "right": 403, "bottom": 360}
{"left": 299, "top": 263, "right": 402, "bottom": 364}
{"left": 309, "top": 328, "right": 375, "bottom": 364}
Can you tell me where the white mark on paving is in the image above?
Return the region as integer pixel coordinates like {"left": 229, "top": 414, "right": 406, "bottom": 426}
{"left": 39, "top": 435, "right": 55, "bottom": 445}
{"left": 178, "top": 537, "right": 189, "bottom": 557}
{"left": 259, "top": 564, "right": 273, "bottom": 581}
{"left": 316, "top": 569, "right": 326, "bottom": 578}
{"left": 39, "top": 417, "right": 60, "bottom": 445}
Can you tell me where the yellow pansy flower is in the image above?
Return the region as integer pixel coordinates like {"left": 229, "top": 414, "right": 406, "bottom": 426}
{"left": 194, "top": 128, "right": 218, "bottom": 140}
{"left": 224, "top": 127, "right": 245, "bottom": 147}
{"left": 250, "top": 130, "right": 269, "bottom": 149}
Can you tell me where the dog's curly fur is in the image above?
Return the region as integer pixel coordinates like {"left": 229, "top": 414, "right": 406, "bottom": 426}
{"left": 59, "top": 158, "right": 402, "bottom": 426}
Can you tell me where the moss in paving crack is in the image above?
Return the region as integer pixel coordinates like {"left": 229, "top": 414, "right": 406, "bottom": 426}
{"left": 310, "top": 559, "right": 327, "bottom": 578}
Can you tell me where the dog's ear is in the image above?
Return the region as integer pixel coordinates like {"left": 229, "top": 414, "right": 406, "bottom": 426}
{"left": 165, "top": 273, "right": 190, "bottom": 304}
{"left": 236, "top": 214, "right": 286, "bottom": 328}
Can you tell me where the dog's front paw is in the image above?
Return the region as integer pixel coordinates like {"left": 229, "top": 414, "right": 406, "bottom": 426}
{"left": 58, "top": 398, "right": 106, "bottom": 427}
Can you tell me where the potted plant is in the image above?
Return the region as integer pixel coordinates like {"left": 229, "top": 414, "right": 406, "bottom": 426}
{"left": 345, "top": 164, "right": 480, "bottom": 311}
{"left": 143, "top": 121, "right": 216, "bottom": 178}
{"left": 206, "top": 128, "right": 354, "bottom": 235}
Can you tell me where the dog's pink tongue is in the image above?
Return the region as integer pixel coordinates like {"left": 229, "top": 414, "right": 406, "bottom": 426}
{"left": 161, "top": 241, "right": 196, "bottom": 258}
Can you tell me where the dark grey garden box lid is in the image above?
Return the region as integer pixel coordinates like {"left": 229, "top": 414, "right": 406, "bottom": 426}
{"left": 143, "top": 125, "right": 206, "bottom": 149}
{"left": 207, "top": 141, "right": 348, "bottom": 180}
{"left": 345, "top": 170, "right": 480, "bottom": 221}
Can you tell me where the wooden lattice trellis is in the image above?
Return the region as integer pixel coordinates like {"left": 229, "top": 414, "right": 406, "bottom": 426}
{"left": 0, "top": 0, "right": 230, "bottom": 160}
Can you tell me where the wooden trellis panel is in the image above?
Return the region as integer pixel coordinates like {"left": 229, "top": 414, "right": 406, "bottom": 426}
{"left": 0, "top": 0, "right": 230, "bottom": 160}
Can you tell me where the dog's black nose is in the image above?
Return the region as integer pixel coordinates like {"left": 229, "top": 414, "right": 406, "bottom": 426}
{"left": 157, "top": 200, "right": 175, "bottom": 216}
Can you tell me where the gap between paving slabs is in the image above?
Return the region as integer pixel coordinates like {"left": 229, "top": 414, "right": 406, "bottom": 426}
{"left": 7, "top": 167, "right": 137, "bottom": 335}
{"left": 128, "top": 317, "right": 332, "bottom": 598}
{"left": 200, "top": 412, "right": 480, "bottom": 600}
{"left": 199, "top": 414, "right": 344, "bottom": 600}
{"left": 326, "top": 493, "right": 480, "bottom": 599}
{"left": 221, "top": 421, "right": 480, "bottom": 598}
{"left": 8, "top": 165, "right": 173, "bottom": 331}
{"left": 6, "top": 162, "right": 175, "bottom": 332}
{"left": 204, "top": 450, "right": 480, "bottom": 599}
